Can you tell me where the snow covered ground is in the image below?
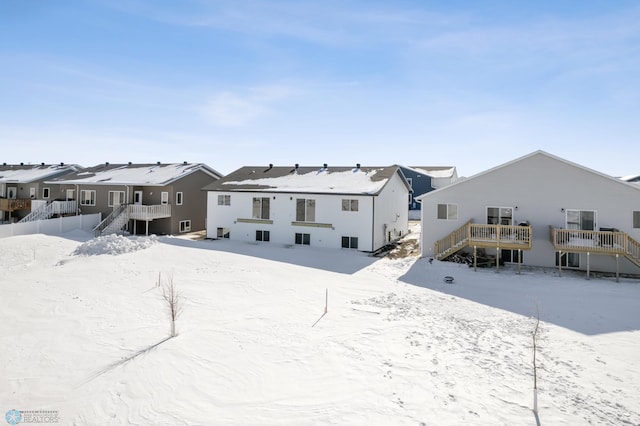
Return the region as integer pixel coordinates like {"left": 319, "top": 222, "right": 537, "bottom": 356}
{"left": 1, "top": 230, "right": 639, "bottom": 425}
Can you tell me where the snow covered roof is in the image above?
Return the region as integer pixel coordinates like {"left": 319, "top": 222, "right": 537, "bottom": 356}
{"left": 47, "top": 163, "right": 222, "bottom": 186}
{"left": 404, "top": 166, "right": 457, "bottom": 179}
{"left": 203, "top": 165, "right": 405, "bottom": 195}
{"left": 0, "top": 164, "right": 78, "bottom": 183}
{"left": 620, "top": 174, "right": 640, "bottom": 183}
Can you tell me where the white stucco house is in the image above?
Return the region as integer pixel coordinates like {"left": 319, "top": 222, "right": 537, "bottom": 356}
{"left": 204, "top": 164, "right": 410, "bottom": 252}
{"left": 417, "top": 150, "right": 640, "bottom": 278}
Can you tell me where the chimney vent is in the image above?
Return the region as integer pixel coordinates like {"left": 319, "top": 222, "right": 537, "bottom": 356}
{"left": 183, "top": 161, "right": 188, "bottom": 165}
{"left": 323, "top": 163, "right": 328, "bottom": 169}
{"left": 20, "top": 162, "right": 24, "bottom": 166}
{"left": 157, "top": 161, "right": 161, "bottom": 165}
{"left": 356, "top": 163, "right": 361, "bottom": 169}
{"left": 60, "top": 162, "right": 64, "bottom": 166}
{"left": 105, "top": 162, "right": 109, "bottom": 166}
{"left": 41, "top": 162, "right": 45, "bottom": 166}
{"left": 295, "top": 164, "right": 299, "bottom": 169}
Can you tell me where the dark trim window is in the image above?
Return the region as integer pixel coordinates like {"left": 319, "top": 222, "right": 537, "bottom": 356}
{"left": 633, "top": 211, "right": 640, "bottom": 229}
{"left": 256, "top": 230, "right": 270, "bottom": 242}
{"left": 217, "top": 227, "right": 230, "bottom": 239}
{"left": 341, "top": 199, "right": 358, "bottom": 212}
{"left": 42, "top": 187, "right": 50, "bottom": 199}
{"left": 176, "top": 192, "right": 183, "bottom": 205}
{"left": 218, "top": 195, "right": 230, "bottom": 206}
{"left": 341, "top": 236, "right": 358, "bottom": 249}
{"left": 296, "top": 198, "right": 316, "bottom": 221}
{"left": 295, "top": 232, "right": 310, "bottom": 245}
{"left": 179, "top": 220, "right": 191, "bottom": 232}
{"left": 253, "top": 197, "right": 270, "bottom": 219}
{"left": 437, "top": 203, "right": 458, "bottom": 220}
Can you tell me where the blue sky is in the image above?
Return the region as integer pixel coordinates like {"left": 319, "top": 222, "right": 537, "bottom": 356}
{"left": 1, "top": 0, "right": 639, "bottom": 177}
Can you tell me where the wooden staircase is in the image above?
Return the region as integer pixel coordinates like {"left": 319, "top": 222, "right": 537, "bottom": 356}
{"left": 435, "top": 220, "right": 533, "bottom": 260}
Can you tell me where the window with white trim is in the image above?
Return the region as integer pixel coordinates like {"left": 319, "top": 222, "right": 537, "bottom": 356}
{"left": 634, "top": 211, "right": 640, "bottom": 229}
{"left": 217, "top": 227, "right": 230, "bottom": 239}
{"left": 80, "top": 190, "right": 96, "bottom": 206}
{"left": 179, "top": 220, "right": 191, "bottom": 233}
{"left": 295, "top": 232, "right": 310, "bottom": 245}
{"left": 437, "top": 204, "right": 458, "bottom": 220}
{"left": 161, "top": 192, "right": 169, "bottom": 205}
{"left": 341, "top": 236, "right": 358, "bottom": 249}
{"left": 42, "top": 187, "right": 50, "bottom": 199}
{"left": 176, "top": 192, "right": 183, "bottom": 205}
{"left": 108, "top": 191, "right": 125, "bottom": 207}
{"left": 256, "top": 230, "right": 270, "bottom": 242}
{"left": 218, "top": 194, "right": 231, "bottom": 206}
{"left": 341, "top": 199, "right": 358, "bottom": 212}
{"left": 252, "top": 197, "right": 270, "bottom": 219}
{"left": 296, "top": 198, "right": 315, "bottom": 221}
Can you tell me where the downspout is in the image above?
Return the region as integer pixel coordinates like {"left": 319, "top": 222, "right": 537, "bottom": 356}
{"left": 371, "top": 196, "right": 375, "bottom": 252}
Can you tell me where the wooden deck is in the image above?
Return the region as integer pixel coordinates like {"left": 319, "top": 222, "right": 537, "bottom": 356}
{"left": 435, "top": 221, "right": 532, "bottom": 260}
{"left": 549, "top": 227, "right": 640, "bottom": 269}
{"left": 0, "top": 198, "right": 31, "bottom": 212}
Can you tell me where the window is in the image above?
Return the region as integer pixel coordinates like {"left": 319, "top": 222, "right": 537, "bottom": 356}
{"left": 437, "top": 203, "right": 458, "bottom": 220}
{"left": 256, "top": 230, "right": 270, "bottom": 242}
{"left": 179, "top": 220, "right": 191, "bottom": 232}
{"left": 217, "top": 227, "right": 230, "bottom": 239}
{"left": 176, "top": 192, "right": 183, "bottom": 205}
{"left": 218, "top": 195, "right": 231, "bottom": 206}
{"left": 341, "top": 236, "right": 358, "bottom": 249}
{"left": 566, "top": 209, "right": 596, "bottom": 230}
{"left": 487, "top": 207, "right": 513, "bottom": 225}
{"left": 42, "top": 187, "right": 50, "bottom": 199}
{"left": 296, "top": 198, "right": 315, "bottom": 221}
{"left": 634, "top": 211, "right": 640, "bottom": 229}
{"left": 66, "top": 189, "right": 75, "bottom": 200}
{"left": 295, "top": 233, "right": 310, "bottom": 245}
{"left": 556, "top": 252, "right": 579, "bottom": 268}
{"left": 161, "top": 192, "right": 169, "bottom": 205}
{"left": 341, "top": 199, "right": 359, "bottom": 212}
{"left": 108, "top": 191, "right": 125, "bottom": 207}
{"left": 252, "top": 197, "right": 270, "bottom": 219}
{"left": 80, "top": 190, "right": 96, "bottom": 206}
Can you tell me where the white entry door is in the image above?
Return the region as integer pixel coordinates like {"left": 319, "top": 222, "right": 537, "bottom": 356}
{"left": 134, "top": 191, "right": 143, "bottom": 205}
{"left": 7, "top": 187, "right": 17, "bottom": 199}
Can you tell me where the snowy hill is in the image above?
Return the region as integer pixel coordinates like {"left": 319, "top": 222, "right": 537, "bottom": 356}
{"left": 1, "top": 232, "right": 639, "bottom": 425}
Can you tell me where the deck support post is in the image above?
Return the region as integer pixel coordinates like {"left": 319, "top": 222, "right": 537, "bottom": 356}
{"left": 145, "top": 220, "right": 149, "bottom": 236}
{"left": 473, "top": 246, "right": 477, "bottom": 272}
{"left": 586, "top": 252, "right": 590, "bottom": 280}
{"left": 496, "top": 247, "right": 500, "bottom": 272}
{"left": 518, "top": 249, "right": 522, "bottom": 274}
{"left": 616, "top": 254, "right": 620, "bottom": 283}
{"left": 133, "top": 220, "right": 137, "bottom": 235}
{"left": 558, "top": 251, "right": 562, "bottom": 277}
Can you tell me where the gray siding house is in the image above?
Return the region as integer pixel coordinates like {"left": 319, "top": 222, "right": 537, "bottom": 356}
{"left": 46, "top": 162, "right": 223, "bottom": 236}
{"left": 398, "top": 166, "right": 458, "bottom": 219}
{"left": 0, "top": 163, "right": 80, "bottom": 223}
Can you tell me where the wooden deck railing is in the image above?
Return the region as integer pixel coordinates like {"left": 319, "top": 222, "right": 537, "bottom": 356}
{"left": 549, "top": 227, "right": 640, "bottom": 268}
{"left": 0, "top": 198, "right": 31, "bottom": 211}
{"left": 434, "top": 220, "right": 472, "bottom": 259}
{"left": 434, "top": 221, "right": 532, "bottom": 260}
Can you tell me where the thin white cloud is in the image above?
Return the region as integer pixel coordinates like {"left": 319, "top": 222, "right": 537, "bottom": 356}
{"left": 199, "top": 84, "right": 302, "bottom": 127}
